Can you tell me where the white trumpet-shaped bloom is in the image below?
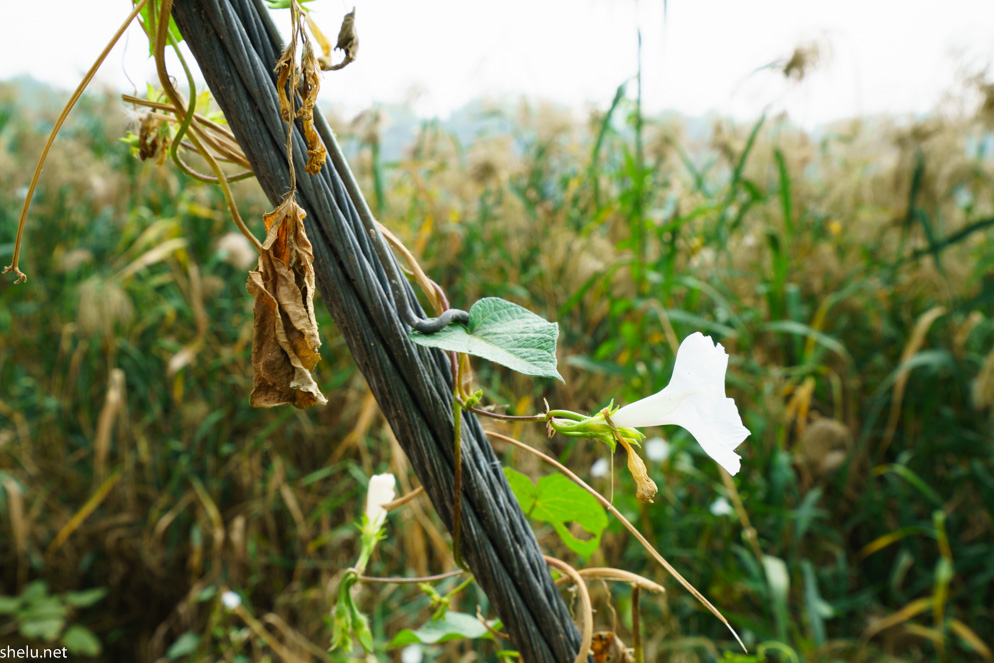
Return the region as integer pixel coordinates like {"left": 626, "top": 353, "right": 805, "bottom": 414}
{"left": 221, "top": 590, "right": 241, "bottom": 610}
{"left": 364, "top": 473, "right": 397, "bottom": 531}
{"left": 611, "top": 332, "right": 750, "bottom": 475}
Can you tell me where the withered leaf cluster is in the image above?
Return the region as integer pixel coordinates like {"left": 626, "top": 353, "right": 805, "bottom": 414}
{"left": 247, "top": 197, "right": 327, "bottom": 408}
{"left": 275, "top": 40, "right": 327, "bottom": 175}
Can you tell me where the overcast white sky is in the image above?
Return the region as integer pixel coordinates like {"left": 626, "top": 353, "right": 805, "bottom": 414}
{"left": 2, "top": 1, "right": 993, "bottom": 127}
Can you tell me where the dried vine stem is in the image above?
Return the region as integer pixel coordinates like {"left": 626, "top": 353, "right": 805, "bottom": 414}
{"left": 382, "top": 485, "right": 424, "bottom": 511}
{"left": 544, "top": 556, "right": 593, "bottom": 663}
{"left": 4, "top": 0, "right": 150, "bottom": 284}
{"left": 357, "top": 569, "right": 464, "bottom": 585}
{"left": 559, "top": 568, "right": 664, "bottom": 595}
{"left": 487, "top": 430, "right": 746, "bottom": 652}
{"left": 121, "top": 94, "right": 252, "bottom": 171}
{"left": 154, "top": 0, "right": 262, "bottom": 253}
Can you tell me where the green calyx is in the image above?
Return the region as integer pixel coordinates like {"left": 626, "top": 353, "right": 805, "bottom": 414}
{"left": 546, "top": 403, "right": 644, "bottom": 453}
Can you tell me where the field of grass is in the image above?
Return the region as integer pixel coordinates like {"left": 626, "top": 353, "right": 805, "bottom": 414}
{"left": 1, "top": 74, "right": 994, "bottom": 663}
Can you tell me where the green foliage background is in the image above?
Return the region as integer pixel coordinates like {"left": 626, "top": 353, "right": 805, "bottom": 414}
{"left": 1, "top": 75, "right": 993, "bottom": 662}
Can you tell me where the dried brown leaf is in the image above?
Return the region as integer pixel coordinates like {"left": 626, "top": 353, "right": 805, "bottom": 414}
{"left": 138, "top": 113, "right": 167, "bottom": 164}
{"left": 274, "top": 44, "right": 296, "bottom": 123}
{"left": 298, "top": 43, "right": 326, "bottom": 174}
{"left": 320, "top": 9, "right": 358, "bottom": 71}
{"left": 247, "top": 196, "right": 326, "bottom": 408}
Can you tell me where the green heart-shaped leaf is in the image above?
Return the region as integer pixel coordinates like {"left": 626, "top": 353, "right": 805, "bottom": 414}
{"left": 388, "top": 612, "right": 496, "bottom": 648}
{"left": 410, "top": 297, "right": 563, "bottom": 382}
{"left": 504, "top": 468, "right": 607, "bottom": 558}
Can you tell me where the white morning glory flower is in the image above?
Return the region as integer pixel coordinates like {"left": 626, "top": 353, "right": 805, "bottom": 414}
{"left": 611, "top": 332, "right": 750, "bottom": 475}
{"left": 710, "top": 496, "right": 734, "bottom": 517}
{"left": 221, "top": 591, "right": 241, "bottom": 610}
{"left": 590, "top": 458, "right": 610, "bottom": 478}
{"left": 364, "top": 473, "right": 397, "bottom": 531}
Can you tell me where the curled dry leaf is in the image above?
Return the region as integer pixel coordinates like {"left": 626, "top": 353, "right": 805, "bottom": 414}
{"left": 247, "top": 196, "right": 327, "bottom": 408}
{"left": 298, "top": 43, "right": 327, "bottom": 174}
{"left": 138, "top": 113, "right": 168, "bottom": 165}
{"left": 274, "top": 43, "right": 297, "bottom": 123}
{"left": 320, "top": 8, "right": 358, "bottom": 71}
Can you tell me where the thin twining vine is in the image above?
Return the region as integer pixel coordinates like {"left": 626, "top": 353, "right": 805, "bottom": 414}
{"left": 151, "top": 0, "right": 262, "bottom": 253}
{"left": 339, "top": 475, "right": 627, "bottom": 663}
{"left": 3, "top": 0, "right": 151, "bottom": 284}
{"left": 485, "top": 429, "right": 745, "bottom": 651}
{"left": 343, "top": 470, "right": 669, "bottom": 661}
{"left": 2, "top": 0, "right": 267, "bottom": 286}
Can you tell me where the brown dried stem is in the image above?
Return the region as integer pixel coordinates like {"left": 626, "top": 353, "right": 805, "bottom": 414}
{"left": 544, "top": 556, "right": 593, "bottom": 663}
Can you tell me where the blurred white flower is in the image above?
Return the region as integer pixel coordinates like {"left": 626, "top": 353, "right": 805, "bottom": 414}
{"left": 221, "top": 591, "right": 241, "bottom": 609}
{"left": 365, "top": 473, "right": 397, "bottom": 531}
{"left": 216, "top": 231, "right": 257, "bottom": 270}
{"left": 611, "top": 332, "right": 750, "bottom": 475}
{"left": 590, "top": 458, "right": 610, "bottom": 478}
{"left": 710, "top": 496, "right": 734, "bottom": 517}
{"left": 401, "top": 644, "right": 424, "bottom": 663}
{"left": 644, "top": 437, "right": 670, "bottom": 462}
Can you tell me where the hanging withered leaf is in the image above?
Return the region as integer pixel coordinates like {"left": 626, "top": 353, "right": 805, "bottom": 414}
{"left": 247, "top": 196, "right": 327, "bottom": 408}
{"left": 320, "top": 8, "right": 358, "bottom": 71}
{"left": 298, "top": 42, "right": 327, "bottom": 175}
{"left": 274, "top": 43, "right": 297, "bottom": 123}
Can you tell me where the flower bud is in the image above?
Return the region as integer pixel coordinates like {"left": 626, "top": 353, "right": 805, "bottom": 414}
{"left": 364, "top": 473, "right": 397, "bottom": 532}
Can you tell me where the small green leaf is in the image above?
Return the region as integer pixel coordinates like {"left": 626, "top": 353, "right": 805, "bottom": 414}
{"left": 20, "top": 598, "right": 69, "bottom": 621}
{"left": 19, "top": 617, "right": 65, "bottom": 642}
{"left": 63, "top": 625, "right": 102, "bottom": 656}
{"left": 388, "top": 612, "right": 493, "bottom": 648}
{"left": 410, "top": 298, "right": 563, "bottom": 381}
{"left": 165, "top": 632, "right": 200, "bottom": 660}
{"left": 20, "top": 581, "right": 49, "bottom": 604}
{"left": 195, "top": 586, "right": 216, "bottom": 602}
{"left": 62, "top": 588, "right": 107, "bottom": 608}
{"left": 0, "top": 596, "right": 21, "bottom": 614}
{"left": 503, "top": 469, "right": 607, "bottom": 558}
